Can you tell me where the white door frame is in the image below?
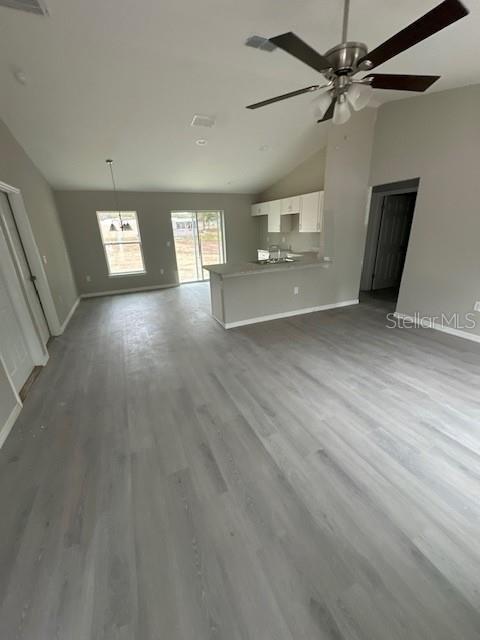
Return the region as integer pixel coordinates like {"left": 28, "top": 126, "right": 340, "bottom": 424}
{"left": 0, "top": 352, "right": 22, "bottom": 450}
{"left": 0, "top": 180, "right": 61, "bottom": 337}
{"left": 0, "top": 219, "right": 48, "bottom": 367}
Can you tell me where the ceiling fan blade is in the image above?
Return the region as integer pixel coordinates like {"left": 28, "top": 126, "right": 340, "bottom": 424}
{"left": 246, "top": 85, "right": 319, "bottom": 110}
{"left": 317, "top": 98, "right": 336, "bottom": 123}
{"left": 269, "top": 32, "right": 332, "bottom": 73}
{"left": 366, "top": 74, "right": 440, "bottom": 91}
{"left": 359, "top": 0, "right": 469, "bottom": 70}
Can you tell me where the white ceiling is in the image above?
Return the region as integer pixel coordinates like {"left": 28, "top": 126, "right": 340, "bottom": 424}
{"left": 0, "top": 0, "right": 478, "bottom": 193}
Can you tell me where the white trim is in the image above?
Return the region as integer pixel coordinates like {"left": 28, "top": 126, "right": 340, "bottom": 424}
{"left": 58, "top": 297, "right": 80, "bottom": 333}
{"left": 393, "top": 312, "right": 480, "bottom": 344}
{"left": 0, "top": 182, "right": 61, "bottom": 336}
{"left": 0, "top": 351, "right": 22, "bottom": 449}
{"left": 81, "top": 283, "right": 178, "bottom": 299}
{"left": 220, "top": 299, "right": 359, "bottom": 329}
{"left": 0, "top": 402, "right": 22, "bottom": 450}
{"left": 0, "top": 220, "right": 48, "bottom": 368}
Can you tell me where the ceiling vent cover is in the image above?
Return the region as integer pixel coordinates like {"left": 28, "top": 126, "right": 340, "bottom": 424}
{"left": 0, "top": 0, "right": 49, "bottom": 14}
{"left": 245, "top": 36, "right": 276, "bottom": 52}
{"left": 191, "top": 114, "right": 216, "bottom": 128}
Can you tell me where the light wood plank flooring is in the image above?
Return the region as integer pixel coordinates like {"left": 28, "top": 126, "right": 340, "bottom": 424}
{"left": 1, "top": 284, "right": 480, "bottom": 639}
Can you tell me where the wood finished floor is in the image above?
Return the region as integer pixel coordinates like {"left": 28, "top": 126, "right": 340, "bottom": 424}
{"left": 1, "top": 284, "right": 480, "bottom": 639}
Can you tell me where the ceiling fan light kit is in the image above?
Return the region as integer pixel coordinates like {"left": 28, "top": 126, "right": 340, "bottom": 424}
{"left": 246, "top": 0, "right": 469, "bottom": 125}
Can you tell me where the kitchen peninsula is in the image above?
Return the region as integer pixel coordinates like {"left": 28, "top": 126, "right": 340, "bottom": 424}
{"left": 205, "top": 255, "right": 358, "bottom": 329}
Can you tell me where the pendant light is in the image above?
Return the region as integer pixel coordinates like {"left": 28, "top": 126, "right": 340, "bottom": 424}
{"left": 106, "top": 159, "right": 132, "bottom": 232}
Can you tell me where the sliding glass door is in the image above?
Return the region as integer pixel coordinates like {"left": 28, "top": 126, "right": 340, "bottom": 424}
{"left": 171, "top": 211, "right": 225, "bottom": 283}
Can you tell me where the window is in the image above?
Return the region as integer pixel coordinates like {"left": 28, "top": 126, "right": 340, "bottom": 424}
{"left": 96, "top": 211, "right": 145, "bottom": 276}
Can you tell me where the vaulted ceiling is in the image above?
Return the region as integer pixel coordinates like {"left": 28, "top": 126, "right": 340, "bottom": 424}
{"left": 0, "top": 0, "right": 478, "bottom": 192}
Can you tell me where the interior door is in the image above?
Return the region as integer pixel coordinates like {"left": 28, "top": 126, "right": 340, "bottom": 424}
{"left": 0, "top": 193, "right": 49, "bottom": 343}
{"left": 372, "top": 193, "right": 416, "bottom": 290}
{"left": 0, "top": 228, "right": 35, "bottom": 392}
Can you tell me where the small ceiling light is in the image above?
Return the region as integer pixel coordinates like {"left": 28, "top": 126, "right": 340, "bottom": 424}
{"left": 347, "top": 83, "right": 373, "bottom": 111}
{"left": 196, "top": 138, "right": 207, "bottom": 146}
{"left": 333, "top": 94, "right": 351, "bottom": 125}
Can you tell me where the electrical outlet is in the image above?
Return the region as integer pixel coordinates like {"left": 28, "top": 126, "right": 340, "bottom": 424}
{"left": 282, "top": 236, "right": 286, "bottom": 243}
{"left": 166, "top": 240, "right": 171, "bottom": 247}
{"left": 474, "top": 301, "right": 480, "bottom": 312}
{"left": 86, "top": 275, "right": 91, "bottom": 282}
{"left": 294, "top": 286, "right": 299, "bottom": 295}
{"left": 160, "top": 268, "right": 164, "bottom": 275}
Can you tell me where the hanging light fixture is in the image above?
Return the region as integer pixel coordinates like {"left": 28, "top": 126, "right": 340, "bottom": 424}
{"left": 333, "top": 93, "right": 351, "bottom": 125}
{"left": 347, "top": 82, "right": 373, "bottom": 111}
{"left": 105, "top": 159, "right": 131, "bottom": 232}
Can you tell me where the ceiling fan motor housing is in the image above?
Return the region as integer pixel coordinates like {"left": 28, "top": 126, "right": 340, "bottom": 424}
{"left": 324, "top": 42, "right": 370, "bottom": 75}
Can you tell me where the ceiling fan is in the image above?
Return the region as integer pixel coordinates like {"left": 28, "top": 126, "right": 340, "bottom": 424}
{"left": 246, "top": 0, "right": 469, "bottom": 125}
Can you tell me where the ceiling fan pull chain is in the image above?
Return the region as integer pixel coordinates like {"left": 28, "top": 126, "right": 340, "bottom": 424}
{"left": 341, "top": 0, "right": 350, "bottom": 43}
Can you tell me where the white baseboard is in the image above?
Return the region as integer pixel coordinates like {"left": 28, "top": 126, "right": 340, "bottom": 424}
{"left": 0, "top": 402, "right": 22, "bottom": 450}
{"left": 222, "top": 299, "right": 359, "bottom": 329}
{"left": 393, "top": 312, "right": 480, "bottom": 344}
{"left": 57, "top": 297, "right": 80, "bottom": 334}
{"left": 81, "top": 283, "right": 179, "bottom": 299}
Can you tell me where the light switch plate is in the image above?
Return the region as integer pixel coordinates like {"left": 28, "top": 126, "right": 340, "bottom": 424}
{"left": 474, "top": 301, "right": 480, "bottom": 312}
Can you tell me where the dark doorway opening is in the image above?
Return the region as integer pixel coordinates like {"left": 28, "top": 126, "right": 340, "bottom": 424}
{"left": 361, "top": 178, "right": 419, "bottom": 304}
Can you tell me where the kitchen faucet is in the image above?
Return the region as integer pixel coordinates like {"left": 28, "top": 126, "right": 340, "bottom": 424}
{"left": 268, "top": 244, "right": 281, "bottom": 263}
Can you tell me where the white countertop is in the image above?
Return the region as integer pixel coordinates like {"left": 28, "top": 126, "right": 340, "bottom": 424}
{"left": 204, "top": 256, "right": 332, "bottom": 279}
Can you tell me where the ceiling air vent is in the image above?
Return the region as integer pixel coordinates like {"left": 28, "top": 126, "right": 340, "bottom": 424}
{"left": 191, "top": 114, "right": 216, "bottom": 128}
{"left": 245, "top": 35, "right": 276, "bottom": 52}
{"left": 0, "top": 0, "right": 49, "bottom": 14}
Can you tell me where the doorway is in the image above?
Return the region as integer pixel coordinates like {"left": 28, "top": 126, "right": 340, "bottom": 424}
{"left": 171, "top": 211, "right": 225, "bottom": 283}
{"left": 361, "top": 179, "right": 418, "bottom": 302}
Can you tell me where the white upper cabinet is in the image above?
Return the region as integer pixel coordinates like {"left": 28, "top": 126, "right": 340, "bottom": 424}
{"left": 267, "top": 200, "right": 292, "bottom": 232}
{"left": 251, "top": 201, "right": 270, "bottom": 217}
{"left": 252, "top": 190, "right": 323, "bottom": 233}
{"left": 299, "top": 191, "right": 324, "bottom": 233}
{"left": 267, "top": 199, "right": 281, "bottom": 232}
{"left": 280, "top": 195, "right": 301, "bottom": 215}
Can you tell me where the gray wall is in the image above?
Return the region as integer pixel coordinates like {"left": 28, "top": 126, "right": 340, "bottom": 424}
{"left": 0, "top": 119, "right": 78, "bottom": 323}
{"left": 323, "top": 107, "right": 377, "bottom": 301}
{"left": 370, "top": 84, "right": 480, "bottom": 336}
{"left": 55, "top": 191, "right": 257, "bottom": 295}
{"left": 256, "top": 148, "right": 326, "bottom": 252}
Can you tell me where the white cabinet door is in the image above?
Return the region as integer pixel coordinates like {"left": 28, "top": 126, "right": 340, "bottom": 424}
{"left": 0, "top": 194, "right": 49, "bottom": 344}
{"left": 299, "top": 191, "right": 324, "bottom": 232}
{"left": 251, "top": 201, "right": 269, "bottom": 217}
{"left": 0, "top": 234, "right": 34, "bottom": 392}
{"left": 267, "top": 200, "right": 282, "bottom": 232}
{"left": 280, "top": 196, "right": 301, "bottom": 215}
